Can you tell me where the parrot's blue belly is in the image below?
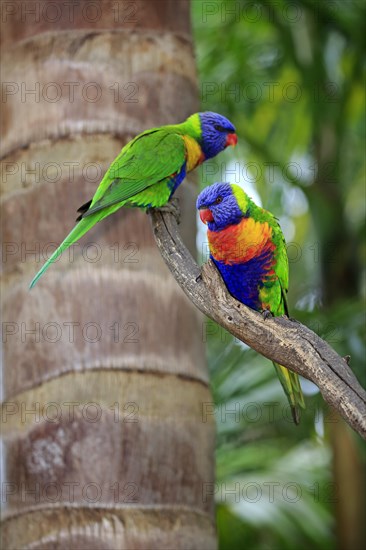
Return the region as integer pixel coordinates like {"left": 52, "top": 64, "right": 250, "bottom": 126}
{"left": 211, "top": 249, "right": 272, "bottom": 311}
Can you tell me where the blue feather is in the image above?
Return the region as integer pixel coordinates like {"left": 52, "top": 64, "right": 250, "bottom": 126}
{"left": 199, "top": 113, "right": 236, "bottom": 159}
{"left": 211, "top": 247, "right": 273, "bottom": 310}
{"left": 168, "top": 163, "right": 187, "bottom": 195}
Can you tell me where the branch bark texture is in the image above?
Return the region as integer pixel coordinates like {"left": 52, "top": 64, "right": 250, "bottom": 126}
{"left": 149, "top": 209, "right": 366, "bottom": 440}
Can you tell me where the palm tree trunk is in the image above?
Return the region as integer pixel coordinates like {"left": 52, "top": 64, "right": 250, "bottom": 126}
{"left": 1, "top": 1, "right": 216, "bottom": 548}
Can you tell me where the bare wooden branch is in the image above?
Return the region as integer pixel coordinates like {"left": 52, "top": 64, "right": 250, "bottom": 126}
{"left": 149, "top": 208, "right": 366, "bottom": 440}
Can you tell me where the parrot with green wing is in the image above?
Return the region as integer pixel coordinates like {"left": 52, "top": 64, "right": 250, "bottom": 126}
{"left": 197, "top": 182, "right": 305, "bottom": 424}
{"left": 30, "top": 112, "right": 237, "bottom": 288}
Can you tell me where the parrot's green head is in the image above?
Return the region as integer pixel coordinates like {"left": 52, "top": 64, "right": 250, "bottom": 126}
{"left": 185, "top": 112, "right": 237, "bottom": 159}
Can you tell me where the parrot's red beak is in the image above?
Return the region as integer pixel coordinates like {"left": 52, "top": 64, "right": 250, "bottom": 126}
{"left": 199, "top": 208, "right": 214, "bottom": 224}
{"left": 226, "top": 133, "right": 238, "bottom": 147}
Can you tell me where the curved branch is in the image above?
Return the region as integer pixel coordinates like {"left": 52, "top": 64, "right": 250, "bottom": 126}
{"left": 149, "top": 209, "right": 366, "bottom": 440}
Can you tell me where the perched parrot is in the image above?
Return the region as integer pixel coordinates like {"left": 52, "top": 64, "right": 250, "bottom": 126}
{"left": 197, "top": 182, "right": 305, "bottom": 424}
{"left": 30, "top": 112, "right": 237, "bottom": 288}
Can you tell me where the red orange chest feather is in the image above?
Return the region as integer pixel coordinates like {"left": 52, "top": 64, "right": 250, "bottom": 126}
{"left": 208, "top": 217, "right": 275, "bottom": 264}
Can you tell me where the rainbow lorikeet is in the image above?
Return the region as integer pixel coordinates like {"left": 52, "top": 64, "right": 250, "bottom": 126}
{"left": 197, "top": 182, "right": 305, "bottom": 424}
{"left": 30, "top": 112, "right": 237, "bottom": 288}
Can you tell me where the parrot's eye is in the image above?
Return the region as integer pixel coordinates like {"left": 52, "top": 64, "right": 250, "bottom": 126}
{"left": 215, "top": 196, "right": 223, "bottom": 204}
{"left": 214, "top": 124, "right": 226, "bottom": 132}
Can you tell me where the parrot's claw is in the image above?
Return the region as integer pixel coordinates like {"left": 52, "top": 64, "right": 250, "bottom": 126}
{"left": 343, "top": 355, "right": 351, "bottom": 365}
{"left": 262, "top": 309, "right": 273, "bottom": 320}
{"left": 156, "top": 198, "right": 181, "bottom": 224}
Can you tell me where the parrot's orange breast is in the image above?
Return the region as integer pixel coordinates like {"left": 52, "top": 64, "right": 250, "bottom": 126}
{"left": 208, "top": 217, "right": 274, "bottom": 264}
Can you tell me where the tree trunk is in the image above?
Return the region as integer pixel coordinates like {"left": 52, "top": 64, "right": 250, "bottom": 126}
{"left": 1, "top": 1, "right": 216, "bottom": 548}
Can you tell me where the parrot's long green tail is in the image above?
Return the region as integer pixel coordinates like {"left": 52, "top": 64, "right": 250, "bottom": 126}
{"left": 273, "top": 362, "right": 305, "bottom": 425}
{"left": 29, "top": 216, "right": 98, "bottom": 289}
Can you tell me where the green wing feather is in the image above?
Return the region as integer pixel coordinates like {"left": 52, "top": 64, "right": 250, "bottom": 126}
{"left": 273, "top": 362, "right": 306, "bottom": 424}
{"left": 30, "top": 129, "right": 187, "bottom": 288}
{"left": 250, "top": 204, "right": 304, "bottom": 424}
{"left": 84, "top": 131, "right": 186, "bottom": 216}
{"left": 29, "top": 215, "right": 103, "bottom": 289}
{"left": 270, "top": 219, "right": 305, "bottom": 424}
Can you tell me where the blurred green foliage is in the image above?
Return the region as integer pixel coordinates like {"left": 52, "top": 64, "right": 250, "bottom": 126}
{"left": 192, "top": 0, "right": 365, "bottom": 548}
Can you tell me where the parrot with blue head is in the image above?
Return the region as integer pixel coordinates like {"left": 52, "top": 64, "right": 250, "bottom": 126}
{"left": 197, "top": 182, "right": 305, "bottom": 424}
{"left": 30, "top": 112, "right": 237, "bottom": 288}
